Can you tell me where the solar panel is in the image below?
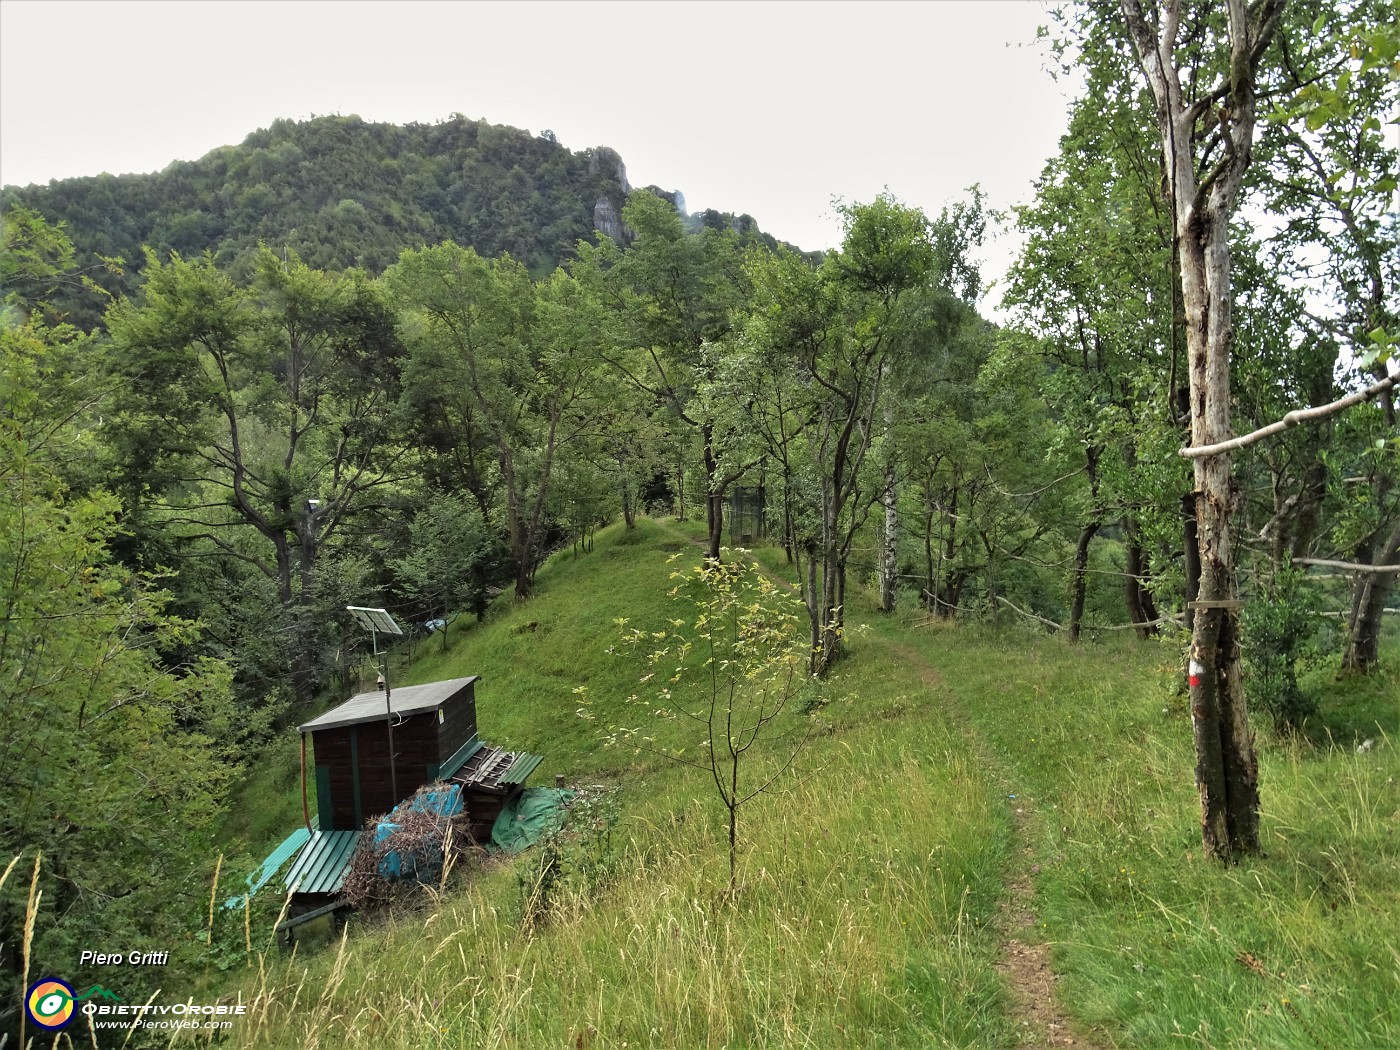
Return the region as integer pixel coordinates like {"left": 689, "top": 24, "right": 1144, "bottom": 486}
{"left": 346, "top": 606, "right": 403, "bottom": 635}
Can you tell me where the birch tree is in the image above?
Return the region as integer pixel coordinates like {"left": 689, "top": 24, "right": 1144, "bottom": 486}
{"left": 1117, "top": 0, "right": 1287, "bottom": 860}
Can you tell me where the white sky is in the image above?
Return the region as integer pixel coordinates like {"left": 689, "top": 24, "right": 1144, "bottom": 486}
{"left": 1, "top": 0, "right": 1074, "bottom": 296}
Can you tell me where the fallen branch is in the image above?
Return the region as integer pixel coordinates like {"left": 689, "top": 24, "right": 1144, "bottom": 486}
{"left": 1294, "top": 558, "right": 1400, "bottom": 575}
{"left": 1180, "top": 371, "right": 1399, "bottom": 459}
{"left": 995, "top": 595, "right": 1063, "bottom": 631}
{"left": 1088, "top": 614, "right": 1186, "bottom": 631}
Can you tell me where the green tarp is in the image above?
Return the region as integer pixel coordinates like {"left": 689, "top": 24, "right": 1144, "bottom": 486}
{"left": 490, "top": 788, "right": 576, "bottom": 854}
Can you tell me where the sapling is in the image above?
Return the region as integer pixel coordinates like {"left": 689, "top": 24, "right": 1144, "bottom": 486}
{"left": 610, "top": 553, "right": 817, "bottom": 895}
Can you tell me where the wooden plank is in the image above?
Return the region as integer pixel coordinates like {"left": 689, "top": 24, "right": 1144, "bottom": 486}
{"left": 350, "top": 727, "right": 362, "bottom": 828}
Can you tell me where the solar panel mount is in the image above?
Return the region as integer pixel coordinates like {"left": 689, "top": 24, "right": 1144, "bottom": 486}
{"left": 346, "top": 606, "right": 403, "bottom": 636}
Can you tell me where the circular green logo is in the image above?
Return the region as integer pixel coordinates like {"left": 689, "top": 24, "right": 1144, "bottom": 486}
{"left": 27, "top": 977, "right": 76, "bottom": 1030}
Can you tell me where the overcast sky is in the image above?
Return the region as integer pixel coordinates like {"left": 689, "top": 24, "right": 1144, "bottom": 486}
{"left": 1, "top": 0, "right": 1073, "bottom": 295}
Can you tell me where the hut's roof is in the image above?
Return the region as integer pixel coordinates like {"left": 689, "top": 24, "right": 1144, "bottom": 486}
{"left": 297, "top": 676, "right": 480, "bottom": 734}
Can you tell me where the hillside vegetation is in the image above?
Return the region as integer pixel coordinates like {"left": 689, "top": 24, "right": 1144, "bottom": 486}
{"left": 206, "top": 519, "right": 1398, "bottom": 1050}
{"left": 1, "top": 113, "right": 787, "bottom": 329}
{"left": 3, "top": 4, "right": 1396, "bottom": 1043}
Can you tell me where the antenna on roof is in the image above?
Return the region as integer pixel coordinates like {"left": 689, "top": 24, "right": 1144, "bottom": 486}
{"left": 347, "top": 606, "right": 404, "bottom": 803}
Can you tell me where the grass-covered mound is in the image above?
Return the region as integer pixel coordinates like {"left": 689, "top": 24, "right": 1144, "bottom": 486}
{"left": 211, "top": 518, "right": 1398, "bottom": 1049}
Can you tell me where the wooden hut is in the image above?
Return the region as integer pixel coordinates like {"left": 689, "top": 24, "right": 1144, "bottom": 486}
{"left": 297, "top": 675, "right": 541, "bottom": 837}
{"left": 274, "top": 676, "right": 541, "bottom": 944}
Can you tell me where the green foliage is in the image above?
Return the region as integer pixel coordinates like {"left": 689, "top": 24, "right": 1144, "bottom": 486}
{"left": 5, "top": 30, "right": 1400, "bottom": 1038}
{"left": 890, "top": 615, "right": 1398, "bottom": 1050}
{"left": 1, "top": 204, "right": 78, "bottom": 325}
{"left": 393, "top": 492, "right": 496, "bottom": 635}
{"left": 740, "top": 193, "right": 977, "bottom": 665}
{"left": 614, "top": 554, "right": 816, "bottom": 891}
{"left": 516, "top": 785, "right": 620, "bottom": 931}
{"left": 1, "top": 115, "right": 634, "bottom": 327}
{"left": 388, "top": 242, "right": 611, "bottom": 597}
{"left": 1, "top": 262, "right": 238, "bottom": 1022}
{"left": 103, "top": 246, "right": 407, "bottom": 707}
{"left": 213, "top": 517, "right": 1399, "bottom": 1047}
{"left": 570, "top": 189, "right": 758, "bottom": 559}
{"left": 1242, "top": 569, "right": 1329, "bottom": 733}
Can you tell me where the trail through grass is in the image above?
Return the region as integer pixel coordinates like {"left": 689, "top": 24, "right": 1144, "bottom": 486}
{"left": 873, "top": 615, "right": 1399, "bottom": 1049}
{"left": 204, "top": 519, "right": 1398, "bottom": 1050}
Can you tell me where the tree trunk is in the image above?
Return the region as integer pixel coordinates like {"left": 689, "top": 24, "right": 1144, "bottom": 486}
{"left": 1123, "top": 518, "right": 1160, "bottom": 639}
{"left": 879, "top": 456, "right": 899, "bottom": 614}
{"left": 813, "top": 534, "right": 842, "bottom": 677}
{"left": 782, "top": 480, "right": 795, "bottom": 565}
{"left": 274, "top": 531, "right": 315, "bottom": 709}
{"left": 798, "top": 540, "right": 821, "bottom": 664}
{"left": 940, "top": 569, "right": 969, "bottom": 620}
{"left": 620, "top": 465, "right": 637, "bottom": 528}
{"left": 878, "top": 388, "right": 899, "bottom": 614}
{"left": 1287, "top": 458, "right": 1329, "bottom": 562}
{"left": 1342, "top": 518, "right": 1400, "bottom": 673}
{"left": 1180, "top": 492, "right": 1202, "bottom": 633}
{"left": 923, "top": 505, "right": 937, "bottom": 612}
{"left": 1180, "top": 221, "right": 1260, "bottom": 860}
{"left": 937, "top": 487, "right": 960, "bottom": 618}
{"left": 1121, "top": 0, "right": 1284, "bottom": 861}
{"left": 1343, "top": 388, "right": 1398, "bottom": 673}
{"left": 703, "top": 428, "right": 724, "bottom": 561}
{"left": 727, "top": 750, "right": 740, "bottom": 895}
{"left": 1068, "top": 522, "right": 1100, "bottom": 642}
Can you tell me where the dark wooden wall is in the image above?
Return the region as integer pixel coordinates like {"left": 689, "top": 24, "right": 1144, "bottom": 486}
{"left": 310, "top": 679, "right": 483, "bottom": 831}
{"left": 313, "top": 714, "right": 442, "bottom": 830}
{"left": 438, "top": 684, "right": 478, "bottom": 764}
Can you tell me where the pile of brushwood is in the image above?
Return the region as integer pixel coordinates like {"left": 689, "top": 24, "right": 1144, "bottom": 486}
{"left": 340, "top": 786, "right": 481, "bottom": 911}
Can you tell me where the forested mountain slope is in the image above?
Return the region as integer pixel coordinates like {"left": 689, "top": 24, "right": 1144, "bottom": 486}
{"left": 1, "top": 113, "right": 785, "bottom": 328}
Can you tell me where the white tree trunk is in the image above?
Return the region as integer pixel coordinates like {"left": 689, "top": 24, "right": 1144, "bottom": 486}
{"left": 879, "top": 392, "right": 899, "bottom": 614}
{"left": 1121, "top": 0, "right": 1285, "bottom": 861}
{"left": 880, "top": 460, "right": 899, "bottom": 613}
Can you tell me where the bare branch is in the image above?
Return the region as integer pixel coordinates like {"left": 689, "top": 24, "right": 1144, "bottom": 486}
{"left": 1180, "top": 372, "right": 1399, "bottom": 458}
{"left": 995, "top": 595, "right": 1063, "bottom": 631}
{"left": 1294, "top": 558, "right": 1400, "bottom": 575}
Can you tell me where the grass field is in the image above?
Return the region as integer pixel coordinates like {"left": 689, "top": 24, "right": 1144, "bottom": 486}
{"left": 194, "top": 518, "right": 1398, "bottom": 1049}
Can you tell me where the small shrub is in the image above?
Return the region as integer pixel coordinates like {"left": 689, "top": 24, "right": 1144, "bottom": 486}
{"left": 1243, "top": 568, "right": 1331, "bottom": 733}
{"left": 341, "top": 786, "right": 479, "bottom": 912}
{"left": 516, "top": 785, "right": 619, "bottom": 929}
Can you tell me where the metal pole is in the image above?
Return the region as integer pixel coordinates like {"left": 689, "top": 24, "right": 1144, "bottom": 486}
{"left": 300, "top": 733, "right": 312, "bottom": 832}
{"left": 347, "top": 606, "right": 405, "bottom": 811}
{"left": 383, "top": 650, "right": 398, "bottom": 804}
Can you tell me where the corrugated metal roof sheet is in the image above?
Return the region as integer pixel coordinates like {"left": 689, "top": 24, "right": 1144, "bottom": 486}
{"left": 449, "top": 745, "right": 543, "bottom": 791}
{"left": 224, "top": 827, "right": 311, "bottom": 910}
{"left": 499, "top": 752, "right": 543, "bottom": 787}
{"left": 297, "top": 675, "right": 480, "bottom": 733}
{"left": 438, "top": 734, "right": 483, "bottom": 780}
{"left": 284, "top": 830, "right": 361, "bottom": 895}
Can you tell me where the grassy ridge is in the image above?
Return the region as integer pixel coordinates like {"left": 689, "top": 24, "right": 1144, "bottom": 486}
{"left": 873, "top": 616, "right": 1400, "bottom": 1048}
{"left": 402, "top": 519, "right": 700, "bottom": 778}
{"left": 213, "top": 519, "right": 1399, "bottom": 1049}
